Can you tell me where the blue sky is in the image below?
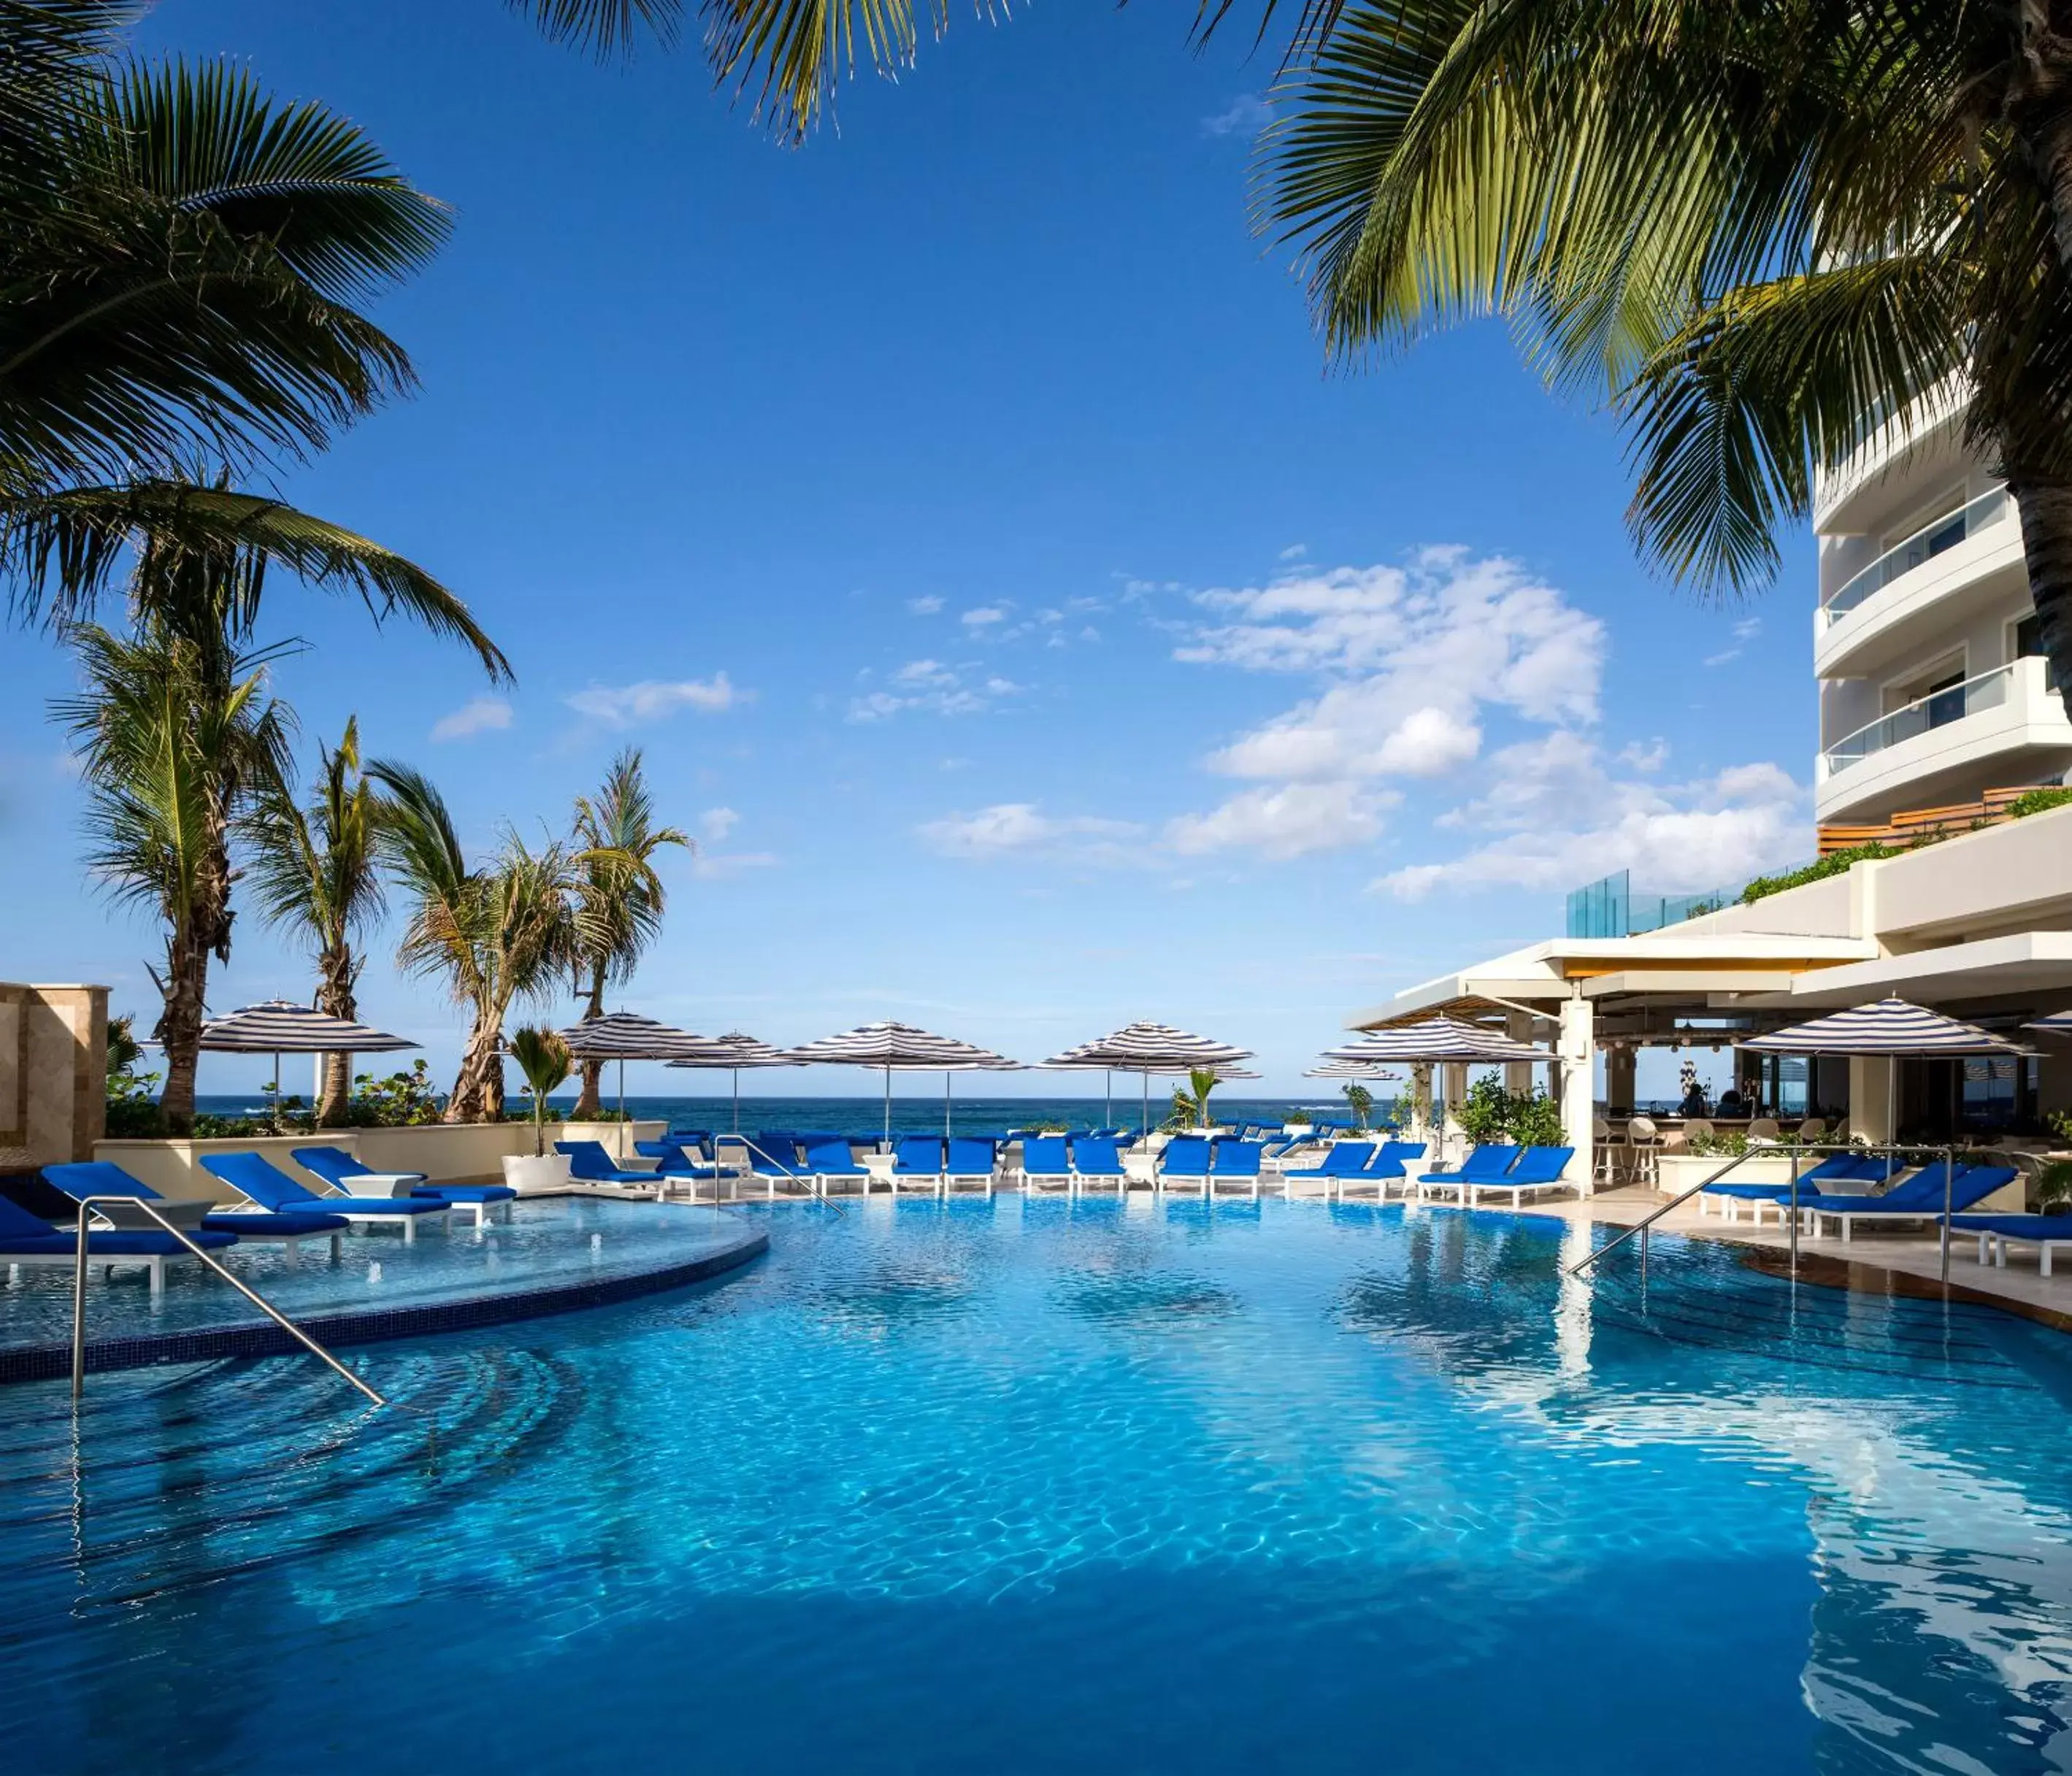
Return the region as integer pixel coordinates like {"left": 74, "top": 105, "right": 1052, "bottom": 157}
{"left": 0, "top": 0, "right": 1814, "bottom": 1099}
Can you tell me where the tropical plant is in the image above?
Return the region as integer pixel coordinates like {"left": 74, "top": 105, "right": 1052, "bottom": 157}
{"left": 370, "top": 761, "right": 576, "bottom": 1123}
{"left": 1341, "top": 1080, "right": 1374, "bottom": 1130}
{"left": 346, "top": 1058, "right": 445, "bottom": 1127}
{"left": 567, "top": 748, "right": 690, "bottom": 1116}
{"left": 1164, "top": 1066, "right": 1223, "bottom": 1131}
{"left": 1453, "top": 1074, "right": 1511, "bottom": 1145}
{"left": 508, "top": 1024, "right": 573, "bottom": 1156}
{"left": 243, "top": 718, "right": 386, "bottom": 1123}
{"left": 1505, "top": 1089, "right": 1565, "bottom": 1150}
{"left": 1262, "top": 2, "right": 2072, "bottom": 716}
{"left": 53, "top": 610, "right": 293, "bottom": 1134}
{"left": 101, "top": 1010, "right": 164, "bottom": 1137}
{"left": 1, "top": 26, "right": 446, "bottom": 507}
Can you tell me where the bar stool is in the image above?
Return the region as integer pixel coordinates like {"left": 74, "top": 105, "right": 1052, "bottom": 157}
{"left": 1592, "top": 1115, "right": 1620, "bottom": 1187}
{"left": 1627, "top": 1115, "right": 1661, "bottom": 1188}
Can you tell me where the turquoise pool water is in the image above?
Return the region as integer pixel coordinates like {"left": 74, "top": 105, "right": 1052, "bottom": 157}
{"left": 4, "top": 1196, "right": 2071, "bottom": 1772}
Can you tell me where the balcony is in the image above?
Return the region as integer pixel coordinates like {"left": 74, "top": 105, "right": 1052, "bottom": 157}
{"left": 1812, "top": 379, "right": 1968, "bottom": 535}
{"left": 1815, "top": 656, "right": 2072, "bottom": 824}
{"left": 1814, "top": 488, "right": 2027, "bottom": 680}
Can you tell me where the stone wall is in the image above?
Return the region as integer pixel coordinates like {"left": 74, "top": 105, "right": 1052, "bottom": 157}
{"left": 0, "top": 983, "right": 107, "bottom": 1172}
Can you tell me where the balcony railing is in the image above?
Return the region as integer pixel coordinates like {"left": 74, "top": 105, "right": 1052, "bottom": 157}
{"left": 1821, "top": 488, "right": 2008, "bottom": 626}
{"left": 1822, "top": 662, "right": 2014, "bottom": 775}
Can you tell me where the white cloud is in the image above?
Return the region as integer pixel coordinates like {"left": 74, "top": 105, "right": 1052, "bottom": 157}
{"left": 699, "top": 806, "right": 739, "bottom": 843}
{"left": 1278, "top": 542, "right": 1308, "bottom": 561}
{"left": 1375, "top": 738, "right": 1809, "bottom": 899}
{"left": 1201, "top": 93, "right": 1273, "bottom": 138}
{"left": 1167, "top": 783, "right": 1399, "bottom": 860}
{"left": 564, "top": 672, "right": 742, "bottom": 727}
{"left": 962, "top": 606, "right": 1008, "bottom": 628}
{"left": 848, "top": 658, "right": 1019, "bottom": 721}
{"left": 918, "top": 803, "right": 1143, "bottom": 861}
{"left": 907, "top": 596, "right": 945, "bottom": 615}
{"left": 430, "top": 696, "right": 513, "bottom": 742}
{"left": 1704, "top": 614, "right": 1765, "bottom": 667}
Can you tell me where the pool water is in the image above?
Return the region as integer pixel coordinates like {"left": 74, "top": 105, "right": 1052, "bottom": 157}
{"left": 4, "top": 1196, "right": 2071, "bottom": 1773}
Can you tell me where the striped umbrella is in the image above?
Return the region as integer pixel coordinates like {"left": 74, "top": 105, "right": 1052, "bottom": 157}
{"left": 780, "top": 1020, "right": 1022, "bottom": 1147}
{"left": 663, "top": 1031, "right": 805, "bottom": 1134}
{"left": 1743, "top": 997, "right": 2022, "bottom": 1139}
{"left": 557, "top": 1011, "right": 717, "bottom": 1156}
{"left": 1319, "top": 1017, "right": 1551, "bottom": 1065}
{"left": 2025, "top": 1011, "right": 2072, "bottom": 1038}
{"left": 196, "top": 999, "right": 415, "bottom": 1122}
{"left": 1040, "top": 1021, "right": 1254, "bottom": 1137}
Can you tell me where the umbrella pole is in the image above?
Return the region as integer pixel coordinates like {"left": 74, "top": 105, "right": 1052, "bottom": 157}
{"left": 732, "top": 1066, "right": 740, "bottom": 1135}
{"left": 619, "top": 1057, "right": 629, "bottom": 1161}
{"left": 883, "top": 1066, "right": 891, "bottom": 1153}
{"left": 1105, "top": 1070, "right": 1112, "bottom": 1129}
{"left": 944, "top": 1070, "right": 951, "bottom": 1142}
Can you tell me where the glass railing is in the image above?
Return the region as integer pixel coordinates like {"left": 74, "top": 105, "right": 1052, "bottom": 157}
{"left": 1822, "top": 662, "right": 2014, "bottom": 774}
{"left": 1822, "top": 488, "right": 2008, "bottom": 625}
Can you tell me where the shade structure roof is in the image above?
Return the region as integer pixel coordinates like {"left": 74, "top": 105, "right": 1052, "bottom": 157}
{"left": 196, "top": 1000, "right": 415, "bottom": 1054}
{"left": 1740, "top": 996, "right": 2024, "bottom": 1057}
{"left": 556, "top": 1010, "right": 715, "bottom": 1060}
{"left": 1040, "top": 1021, "right": 1252, "bottom": 1071}
{"left": 1319, "top": 1017, "right": 1550, "bottom": 1066}
{"left": 662, "top": 1031, "right": 804, "bottom": 1070}
{"left": 780, "top": 1020, "right": 1021, "bottom": 1072}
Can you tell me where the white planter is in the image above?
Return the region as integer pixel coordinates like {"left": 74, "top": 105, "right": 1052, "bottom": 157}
{"left": 502, "top": 1152, "right": 575, "bottom": 1194}
{"left": 1656, "top": 1152, "right": 1801, "bottom": 1194}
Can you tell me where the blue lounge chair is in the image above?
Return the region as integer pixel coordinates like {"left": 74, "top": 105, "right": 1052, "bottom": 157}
{"left": 1157, "top": 1137, "right": 1213, "bottom": 1191}
{"left": 4, "top": 1180, "right": 239, "bottom": 1295}
{"left": 1284, "top": 1141, "right": 1376, "bottom": 1184}
{"left": 1951, "top": 1212, "right": 2072, "bottom": 1277}
{"left": 1803, "top": 1164, "right": 2019, "bottom": 1242}
{"left": 200, "top": 1151, "right": 452, "bottom": 1242}
{"left": 1418, "top": 1145, "right": 1519, "bottom": 1202}
{"left": 945, "top": 1138, "right": 998, "bottom": 1193}
{"left": 891, "top": 1137, "right": 944, "bottom": 1194}
{"left": 555, "top": 1139, "right": 659, "bottom": 1189}
{"left": 1021, "top": 1136, "right": 1073, "bottom": 1191}
{"left": 731, "top": 1134, "right": 809, "bottom": 1196}
{"left": 635, "top": 1139, "right": 723, "bottom": 1193}
{"left": 1462, "top": 1145, "right": 1576, "bottom": 1209}
{"left": 803, "top": 1139, "right": 870, "bottom": 1193}
{"left": 1209, "top": 1139, "right": 1269, "bottom": 1197}
{"left": 1698, "top": 1153, "right": 1898, "bottom": 1223}
{"left": 292, "top": 1144, "right": 516, "bottom": 1227}
{"left": 1069, "top": 1136, "right": 1128, "bottom": 1193}
{"left": 45, "top": 1160, "right": 347, "bottom": 1260}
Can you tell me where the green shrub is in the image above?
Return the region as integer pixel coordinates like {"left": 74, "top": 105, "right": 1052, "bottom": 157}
{"left": 1740, "top": 844, "right": 1899, "bottom": 904}
{"left": 2006, "top": 785, "right": 2072, "bottom": 820}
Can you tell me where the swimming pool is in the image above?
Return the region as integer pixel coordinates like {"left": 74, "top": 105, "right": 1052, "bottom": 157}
{"left": 4, "top": 1195, "right": 2070, "bottom": 1772}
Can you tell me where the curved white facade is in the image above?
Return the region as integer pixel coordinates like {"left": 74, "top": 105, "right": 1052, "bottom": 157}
{"left": 1813, "top": 404, "right": 2072, "bottom": 826}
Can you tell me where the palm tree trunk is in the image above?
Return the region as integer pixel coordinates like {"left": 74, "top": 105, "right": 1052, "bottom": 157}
{"left": 155, "top": 926, "right": 208, "bottom": 1136}
{"left": 2013, "top": 15, "right": 2072, "bottom": 270}
{"left": 572, "top": 966, "right": 606, "bottom": 1118}
{"left": 315, "top": 943, "right": 357, "bottom": 1126}
{"left": 2011, "top": 476, "right": 2072, "bottom": 723}
{"left": 445, "top": 994, "right": 512, "bottom": 1124}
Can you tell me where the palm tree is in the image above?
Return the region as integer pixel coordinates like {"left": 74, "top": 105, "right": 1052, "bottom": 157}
{"left": 370, "top": 761, "right": 576, "bottom": 1123}
{"left": 244, "top": 718, "right": 385, "bottom": 1125}
{"left": 567, "top": 748, "right": 691, "bottom": 1117}
{"left": 1262, "top": 2, "right": 2072, "bottom": 713}
{"left": 53, "top": 610, "right": 293, "bottom": 1134}
{"left": 1, "top": 36, "right": 447, "bottom": 502}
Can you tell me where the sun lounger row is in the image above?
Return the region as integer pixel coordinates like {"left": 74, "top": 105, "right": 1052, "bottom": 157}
{"left": 1696, "top": 1154, "right": 2020, "bottom": 1239}
{"left": 1416, "top": 1145, "right": 1578, "bottom": 1207}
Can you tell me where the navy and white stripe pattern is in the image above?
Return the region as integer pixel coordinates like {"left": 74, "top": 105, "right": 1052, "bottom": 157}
{"left": 196, "top": 1000, "right": 415, "bottom": 1053}
{"left": 662, "top": 1031, "right": 804, "bottom": 1070}
{"left": 1319, "top": 1017, "right": 1549, "bottom": 1065}
{"left": 1303, "top": 1061, "right": 1404, "bottom": 1079}
{"left": 1040, "top": 1021, "right": 1253, "bottom": 1071}
{"left": 1743, "top": 997, "right": 2021, "bottom": 1056}
{"left": 556, "top": 1011, "right": 718, "bottom": 1060}
{"left": 2025, "top": 1011, "right": 2072, "bottom": 1037}
{"left": 782, "top": 1020, "right": 1021, "bottom": 1072}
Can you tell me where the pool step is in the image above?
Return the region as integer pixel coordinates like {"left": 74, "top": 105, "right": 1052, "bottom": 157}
{"left": 0, "top": 1345, "right": 576, "bottom": 1613}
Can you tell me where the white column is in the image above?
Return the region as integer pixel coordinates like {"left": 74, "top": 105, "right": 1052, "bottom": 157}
{"left": 1441, "top": 1061, "right": 1468, "bottom": 1164}
{"left": 1849, "top": 1056, "right": 1895, "bottom": 1143}
{"left": 1559, "top": 992, "right": 1595, "bottom": 1192}
{"left": 1505, "top": 1010, "right": 1535, "bottom": 1097}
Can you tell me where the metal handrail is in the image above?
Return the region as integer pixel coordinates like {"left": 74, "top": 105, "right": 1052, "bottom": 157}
{"left": 69, "top": 1195, "right": 387, "bottom": 1407}
{"left": 1567, "top": 1142, "right": 1968, "bottom": 1287}
{"left": 710, "top": 1137, "right": 848, "bottom": 1216}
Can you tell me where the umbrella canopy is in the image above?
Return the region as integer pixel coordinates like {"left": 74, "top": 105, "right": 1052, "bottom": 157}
{"left": 1741, "top": 998, "right": 2022, "bottom": 1056}
{"left": 1040, "top": 1021, "right": 1254, "bottom": 1135}
{"left": 556, "top": 1010, "right": 715, "bottom": 1060}
{"left": 1303, "top": 1061, "right": 1403, "bottom": 1079}
{"left": 196, "top": 1000, "right": 415, "bottom": 1054}
{"left": 662, "top": 1031, "right": 805, "bottom": 1133}
{"left": 556, "top": 1011, "right": 718, "bottom": 1156}
{"left": 1319, "top": 1017, "right": 1551, "bottom": 1065}
{"left": 781, "top": 1020, "right": 1021, "bottom": 1145}
{"left": 2025, "top": 1010, "right": 2072, "bottom": 1037}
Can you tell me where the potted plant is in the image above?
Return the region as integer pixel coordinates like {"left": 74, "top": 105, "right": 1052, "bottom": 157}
{"left": 501, "top": 1025, "right": 575, "bottom": 1193}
